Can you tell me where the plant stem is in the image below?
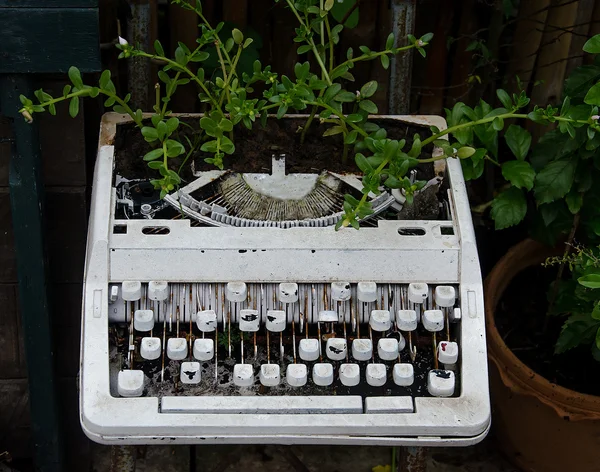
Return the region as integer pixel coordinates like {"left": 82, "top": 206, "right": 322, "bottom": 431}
{"left": 324, "top": 16, "right": 335, "bottom": 73}
{"left": 305, "top": 100, "right": 369, "bottom": 138}
{"left": 284, "top": 0, "right": 333, "bottom": 85}
{"left": 330, "top": 45, "right": 415, "bottom": 77}
{"left": 162, "top": 71, "right": 181, "bottom": 117}
{"left": 135, "top": 51, "right": 218, "bottom": 108}
{"left": 218, "top": 45, "right": 243, "bottom": 108}
{"left": 163, "top": 140, "right": 168, "bottom": 169}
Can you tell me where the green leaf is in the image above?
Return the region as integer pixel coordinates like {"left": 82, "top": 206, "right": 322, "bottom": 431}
{"left": 346, "top": 113, "right": 363, "bottom": 123}
{"left": 331, "top": 0, "right": 359, "bottom": 28}
{"left": 166, "top": 117, "right": 179, "bottom": 134}
{"left": 323, "top": 126, "right": 344, "bottom": 137}
{"left": 221, "top": 136, "right": 235, "bottom": 154}
{"left": 68, "top": 66, "right": 83, "bottom": 88}
{"left": 143, "top": 148, "right": 164, "bottom": 161}
{"left": 490, "top": 187, "right": 527, "bottom": 230}
{"left": 355, "top": 153, "right": 372, "bottom": 173}
{"left": 504, "top": 124, "right": 532, "bottom": 160}
{"left": 592, "top": 304, "right": 600, "bottom": 321}
{"left": 297, "top": 44, "right": 312, "bottom": 54}
{"left": 492, "top": 116, "right": 504, "bottom": 131}
{"left": 69, "top": 96, "right": 80, "bottom": 118}
{"left": 99, "top": 70, "right": 111, "bottom": 89}
{"left": 344, "top": 130, "right": 358, "bottom": 144}
{"left": 457, "top": 146, "right": 476, "bottom": 159}
{"left": 141, "top": 126, "right": 159, "bottom": 141}
{"left": 154, "top": 39, "right": 165, "bottom": 56}
{"left": 360, "top": 81, "right": 378, "bottom": 98}
{"left": 578, "top": 274, "right": 600, "bottom": 289}
{"left": 584, "top": 82, "right": 600, "bottom": 106}
{"left": 501, "top": 161, "right": 535, "bottom": 190}
{"left": 565, "top": 65, "right": 600, "bottom": 98}
{"left": 62, "top": 85, "right": 72, "bottom": 98}
{"left": 386, "top": 33, "right": 395, "bottom": 50}
{"left": 359, "top": 100, "right": 378, "bottom": 114}
{"left": 165, "top": 139, "right": 185, "bottom": 157}
{"left": 147, "top": 161, "right": 164, "bottom": 170}
{"left": 232, "top": 28, "right": 244, "bottom": 45}
{"left": 381, "top": 55, "right": 390, "bottom": 70}
{"left": 534, "top": 159, "right": 576, "bottom": 204}
{"left": 335, "top": 91, "right": 356, "bottom": 103}
{"left": 583, "top": 34, "right": 600, "bottom": 54}
{"left": 566, "top": 191, "right": 583, "bottom": 214}
{"left": 175, "top": 46, "right": 188, "bottom": 66}
{"left": 496, "top": 89, "right": 512, "bottom": 109}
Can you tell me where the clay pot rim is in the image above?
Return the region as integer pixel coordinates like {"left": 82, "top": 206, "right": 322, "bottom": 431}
{"left": 485, "top": 238, "right": 600, "bottom": 420}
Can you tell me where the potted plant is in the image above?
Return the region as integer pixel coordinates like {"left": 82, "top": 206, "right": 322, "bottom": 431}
{"left": 455, "top": 36, "right": 600, "bottom": 471}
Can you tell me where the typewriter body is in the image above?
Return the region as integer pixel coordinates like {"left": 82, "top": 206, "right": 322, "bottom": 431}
{"left": 80, "top": 114, "right": 490, "bottom": 445}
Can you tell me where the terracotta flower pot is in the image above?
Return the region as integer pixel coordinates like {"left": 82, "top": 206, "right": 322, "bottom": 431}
{"left": 485, "top": 239, "right": 600, "bottom": 472}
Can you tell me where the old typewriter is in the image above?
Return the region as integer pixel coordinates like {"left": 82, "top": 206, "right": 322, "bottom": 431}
{"left": 80, "top": 114, "right": 490, "bottom": 445}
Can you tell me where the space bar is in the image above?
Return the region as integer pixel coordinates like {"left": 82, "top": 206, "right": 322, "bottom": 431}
{"left": 161, "top": 395, "right": 363, "bottom": 414}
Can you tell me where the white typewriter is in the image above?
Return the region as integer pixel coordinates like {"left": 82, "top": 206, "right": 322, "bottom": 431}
{"left": 80, "top": 114, "right": 490, "bottom": 445}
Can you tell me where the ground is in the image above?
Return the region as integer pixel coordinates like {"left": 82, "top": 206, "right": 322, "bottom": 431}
{"left": 90, "top": 434, "right": 517, "bottom": 472}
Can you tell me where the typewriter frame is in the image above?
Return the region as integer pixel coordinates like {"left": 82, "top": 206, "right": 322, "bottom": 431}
{"left": 80, "top": 113, "right": 491, "bottom": 445}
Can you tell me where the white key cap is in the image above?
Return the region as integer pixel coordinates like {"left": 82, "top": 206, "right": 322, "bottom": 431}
{"left": 377, "top": 338, "right": 399, "bottom": 361}
{"left": 110, "top": 285, "right": 119, "bottom": 302}
{"left": 233, "top": 364, "right": 254, "bottom": 387}
{"left": 435, "top": 285, "right": 456, "bottom": 307}
{"left": 180, "top": 361, "right": 201, "bottom": 384}
{"left": 239, "top": 309, "right": 260, "bottom": 332}
{"left": 352, "top": 338, "right": 373, "bottom": 361}
{"left": 318, "top": 310, "right": 338, "bottom": 323}
{"left": 134, "top": 309, "right": 154, "bottom": 332}
{"left": 122, "top": 281, "right": 142, "bottom": 301}
{"left": 226, "top": 282, "right": 247, "bottom": 302}
{"left": 140, "top": 337, "right": 161, "bottom": 360}
{"left": 193, "top": 338, "right": 214, "bottom": 361}
{"left": 396, "top": 309, "right": 417, "bottom": 331}
{"left": 366, "top": 363, "right": 387, "bottom": 387}
{"left": 450, "top": 307, "right": 462, "bottom": 322}
{"left": 370, "top": 310, "right": 391, "bottom": 331}
{"left": 423, "top": 309, "right": 444, "bottom": 332}
{"left": 266, "top": 310, "right": 286, "bottom": 332}
{"left": 326, "top": 338, "right": 347, "bottom": 361}
{"left": 196, "top": 310, "right": 217, "bottom": 332}
{"left": 260, "top": 364, "right": 280, "bottom": 387}
{"left": 339, "top": 363, "right": 360, "bottom": 387}
{"left": 393, "top": 363, "right": 414, "bottom": 386}
{"left": 286, "top": 364, "right": 308, "bottom": 387}
{"left": 331, "top": 282, "right": 351, "bottom": 301}
{"left": 167, "top": 338, "right": 188, "bottom": 360}
{"left": 279, "top": 283, "right": 298, "bottom": 303}
{"left": 438, "top": 341, "right": 459, "bottom": 365}
{"left": 357, "top": 282, "right": 377, "bottom": 302}
{"left": 408, "top": 283, "right": 428, "bottom": 304}
{"left": 148, "top": 281, "right": 168, "bottom": 301}
{"left": 312, "top": 363, "right": 334, "bottom": 386}
{"left": 428, "top": 369, "right": 455, "bottom": 397}
{"left": 299, "top": 339, "right": 320, "bottom": 361}
{"left": 118, "top": 370, "right": 145, "bottom": 397}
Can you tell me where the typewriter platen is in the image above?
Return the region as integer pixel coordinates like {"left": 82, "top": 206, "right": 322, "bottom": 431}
{"left": 81, "top": 114, "right": 490, "bottom": 445}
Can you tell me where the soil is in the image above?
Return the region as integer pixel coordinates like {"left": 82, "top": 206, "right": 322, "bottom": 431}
{"left": 113, "top": 117, "right": 435, "bottom": 183}
{"left": 495, "top": 264, "right": 600, "bottom": 396}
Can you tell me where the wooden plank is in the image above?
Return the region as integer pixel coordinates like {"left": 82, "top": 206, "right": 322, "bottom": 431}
{"left": 530, "top": 1, "right": 579, "bottom": 108}
{"left": 271, "top": 1, "right": 298, "bottom": 80}
{"left": 0, "top": 0, "right": 97, "bottom": 6}
{"left": 169, "top": 2, "right": 199, "bottom": 112}
{"left": 0, "top": 380, "right": 31, "bottom": 459}
{"left": 584, "top": 1, "right": 600, "bottom": 65}
{"left": 223, "top": 0, "right": 248, "bottom": 28}
{"left": 565, "top": 0, "right": 595, "bottom": 79}
{"left": 46, "top": 188, "right": 88, "bottom": 284}
{"left": 506, "top": 0, "right": 551, "bottom": 93}
{"left": 0, "top": 285, "right": 26, "bottom": 379}
{"left": 0, "top": 190, "right": 17, "bottom": 283}
{"left": 249, "top": 0, "right": 273, "bottom": 66}
{"left": 371, "top": 0, "right": 393, "bottom": 114}
{"left": 0, "top": 8, "right": 100, "bottom": 73}
{"left": 415, "top": 0, "right": 454, "bottom": 114}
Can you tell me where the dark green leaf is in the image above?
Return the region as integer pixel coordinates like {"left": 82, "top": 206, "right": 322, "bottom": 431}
{"left": 565, "top": 65, "right": 600, "bottom": 98}
{"left": 99, "top": 70, "right": 111, "bottom": 89}
{"left": 386, "top": 32, "right": 395, "bottom": 50}
{"left": 360, "top": 81, "right": 377, "bottom": 98}
{"left": 68, "top": 66, "right": 83, "bottom": 88}
{"left": 381, "top": 55, "right": 390, "bottom": 70}
{"left": 496, "top": 89, "right": 512, "bottom": 109}
{"left": 492, "top": 116, "right": 504, "bottom": 131}
{"left": 141, "top": 126, "right": 159, "bottom": 141}
{"left": 566, "top": 191, "right": 583, "bottom": 214}
{"left": 583, "top": 34, "right": 600, "bottom": 54}
{"left": 154, "top": 40, "right": 165, "bottom": 56}
{"left": 501, "top": 161, "right": 535, "bottom": 190}
{"left": 490, "top": 187, "right": 527, "bottom": 230}
{"left": 355, "top": 153, "right": 372, "bottom": 173}
{"left": 346, "top": 113, "right": 363, "bottom": 123}
{"left": 335, "top": 91, "right": 356, "bottom": 102}
{"left": 359, "top": 99, "right": 378, "bottom": 114}
{"left": 534, "top": 159, "right": 576, "bottom": 204}
{"left": 504, "top": 124, "right": 531, "bottom": 160}
{"left": 584, "top": 82, "right": 600, "bottom": 106}
{"left": 579, "top": 274, "right": 600, "bottom": 289}
{"left": 323, "top": 126, "right": 344, "bottom": 136}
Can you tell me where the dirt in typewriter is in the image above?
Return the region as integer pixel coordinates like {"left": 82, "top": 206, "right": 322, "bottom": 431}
{"left": 495, "top": 264, "right": 600, "bottom": 396}
{"left": 113, "top": 117, "right": 436, "bottom": 183}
